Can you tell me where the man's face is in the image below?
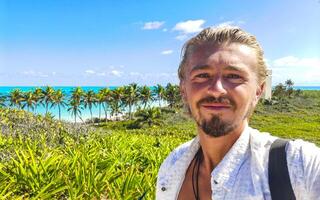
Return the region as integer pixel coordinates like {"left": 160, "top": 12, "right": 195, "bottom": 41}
{"left": 180, "top": 42, "right": 264, "bottom": 137}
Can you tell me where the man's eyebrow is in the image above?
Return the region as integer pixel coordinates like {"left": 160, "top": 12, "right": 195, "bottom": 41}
{"left": 190, "top": 65, "right": 210, "bottom": 73}
{"left": 224, "top": 65, "right": 247, "bottom": 73}
{"left": 190, "top": 65, "right": 247, "bottom": 73}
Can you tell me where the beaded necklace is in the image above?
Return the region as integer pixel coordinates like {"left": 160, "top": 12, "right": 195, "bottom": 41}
{"left": 192, "top": 148, "right": 203, "bottom": 200}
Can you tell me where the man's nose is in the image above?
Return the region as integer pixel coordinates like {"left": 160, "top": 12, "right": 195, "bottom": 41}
{"left": 207, "top": 76, "right": 227, "bottom": 98}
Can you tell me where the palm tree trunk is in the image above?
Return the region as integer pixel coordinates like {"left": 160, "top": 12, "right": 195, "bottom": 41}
{"left": 90, "top": 108, "right": 93, "bottom": 124}
{"left": 58, "top": 105, "right": 61, "bottom": 121}
{"left": 99, "top": 104, "right": 101, "bottom": 121}
{"left": 104, "top": 102, "right": 108, "bottom": 122}
{"left": 46, "top": 103, "right": 48, "bottom": 115}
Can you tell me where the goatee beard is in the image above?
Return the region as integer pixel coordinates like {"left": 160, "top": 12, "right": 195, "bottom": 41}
{"left": 198, "top": 115, "right": 237, "bottom": 137}
{"left": 194, "top": 95, "right": 237, "bottom": 137}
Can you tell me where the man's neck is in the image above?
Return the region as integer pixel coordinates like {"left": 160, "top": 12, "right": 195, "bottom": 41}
{"left": 198, "top": 121, "right": 248, "bottom": 174}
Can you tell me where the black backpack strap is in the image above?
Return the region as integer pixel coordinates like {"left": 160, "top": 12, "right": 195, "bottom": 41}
{"left": 268, "top": 138, "right": 296, "bottom": 200}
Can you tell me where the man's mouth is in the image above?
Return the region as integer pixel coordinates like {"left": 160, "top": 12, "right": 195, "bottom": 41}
{"left": 201, "top": 103, "right": 231, "bottom": 110}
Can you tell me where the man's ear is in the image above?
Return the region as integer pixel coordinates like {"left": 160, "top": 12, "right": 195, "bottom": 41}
{"left": 255, "top": 82, "right": 265, "bottom": 102}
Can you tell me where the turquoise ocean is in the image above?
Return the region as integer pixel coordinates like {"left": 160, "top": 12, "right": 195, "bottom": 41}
{"left": 0, "top": 86, "right": 319, "bottom": 122}
{"left": 0, "top": 86, "right": 162, "bottom": 122}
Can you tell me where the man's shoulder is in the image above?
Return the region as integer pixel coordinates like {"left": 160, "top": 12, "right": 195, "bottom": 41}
{"left": 248, "top": 127, "right": 277, "bottom": 148}
{"left": 249, "top": 127, "right": 320, "bottom": 179}
{"left": 248, "top": 126, "right": 320, "bottom": 157}
{"left": 158, "top": 137, "right": 198, "bottom": 172}
{"left": 286, "top": 138, "right": 320, "bottom": 164}
{"left": 156, "top": 137, "right": 199, "bottom": 197}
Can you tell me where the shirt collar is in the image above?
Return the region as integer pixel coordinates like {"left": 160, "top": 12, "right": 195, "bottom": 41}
{"left": 210, "top": 124, "right": 251, "bottom": 191}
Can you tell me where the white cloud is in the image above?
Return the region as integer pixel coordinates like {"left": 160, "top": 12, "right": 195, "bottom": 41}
{"left": 82, "top": 66, "right": 125, "bottom": 78}
{"left": 175, "top": 35, "right": 188, "bottom": 41}
{"left": 173, "top": 19, "right": 205, "bottom": 34}
{"left": 161, "top": 50, "right": 173, "bottom": 55}
{"left": 216, "top": 21, "right": 235, "bottom": 27}
{"left": 272, "top": 56, "right": 320, "bottom": 68}
{"left": 85, "top": 70, "right": 96, "bottom": 74}
{"left": 142, "top": 21, "right": 165, "bottom": 30}
{"left": 172, "top": 19, "right": 206, "bottom": 41}
{"left": 41, "top": 74, "right": 49, "bottom": 77}
{"left": 159, "top": 72, "right": 176, "bottom": 77}
{"left": 21, "top": 70, "right": 49, "bottom": 78}
{"left": 111, "top": 70, "right": 123, "bottom": 77}
{"left": 171, "top": 19, "right": 245, "bottom": 41}
{"left": 270, "top": 56, "right": 320, "bottom": 85}
{"left": 214, "top": 20, "right": 246, "bottom": 28}
{"left": 162, "top": 28, "right": 168, "bottom": 32}
{"left": 129, "top": 72, "right": 141, "bottom": 76}
{"left": 22, "top": 70, "right": 36, "bottom": 76}
{"left": 97, "top": 72, "right": 106, "bottom": 76}
{"left": 127, "top": 71, "right": 177, "bottom": 79}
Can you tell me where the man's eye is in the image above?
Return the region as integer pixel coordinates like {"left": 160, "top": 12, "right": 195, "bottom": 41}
{"left": 225, "top": 74, "right": 241, "bottom": 79}
{"left": 195, "top": 73, "right": 210, "bottom": 78}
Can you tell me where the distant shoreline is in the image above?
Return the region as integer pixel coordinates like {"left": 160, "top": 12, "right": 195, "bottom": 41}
{"left": 1, "top": 85, "right": 320, "bottom": 91}
{"left": 1, "top": 86, "right": 319, "bottom": 122}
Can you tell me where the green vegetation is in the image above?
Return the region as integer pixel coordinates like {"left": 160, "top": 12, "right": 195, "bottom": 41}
{"left": 0, "top": 107, "right": 190, "bottom": 199}
{"left": 0, "top": 81, "right": 319, "bottom": 199}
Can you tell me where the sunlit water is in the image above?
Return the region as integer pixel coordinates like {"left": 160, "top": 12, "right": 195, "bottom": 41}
{"left": 0, "top": 86, "right": 167, "bottom": 122}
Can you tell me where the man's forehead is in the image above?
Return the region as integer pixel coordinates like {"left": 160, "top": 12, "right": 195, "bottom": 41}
{"left": 189, "top": 42, "right": 254, "bottom": 58}
{"left": 186, "top": 43, "right": 258, "bottom": 71}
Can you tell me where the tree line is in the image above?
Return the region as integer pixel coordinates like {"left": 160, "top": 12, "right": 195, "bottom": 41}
{"left": 0, "top": 83, "right": 181, "bottom": 123}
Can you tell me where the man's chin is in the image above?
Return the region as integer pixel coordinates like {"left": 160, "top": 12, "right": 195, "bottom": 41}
{"left": 198, "top": 116, "right": 236, "bottom": 138}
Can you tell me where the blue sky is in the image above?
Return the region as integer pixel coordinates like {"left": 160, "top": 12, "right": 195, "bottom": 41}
{"left": 0, "top": 0, "right": 319, "bottom": 86}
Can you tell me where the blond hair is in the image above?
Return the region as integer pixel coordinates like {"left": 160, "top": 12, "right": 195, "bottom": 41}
{"left": 178, "top": 26, "right": 267, "bottom": 84}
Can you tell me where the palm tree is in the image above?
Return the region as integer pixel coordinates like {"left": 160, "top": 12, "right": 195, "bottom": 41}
{"left": 96, "top": 90, "right": 105, "bottom": 121}
{"left": 154, "top": 84, "right": 165, "bottom": 108}
{"left": 42, "top": 86, "right": 55, "bottom": 115}
{"left": 22, "top": 91, "right": 37, "bottom": 112}
{"left": 68, "top": 87, "right": 84, "bottom": 123}
{"left": 123, "top": 83, "right": 139, "bottom": 119}
{"left": 109, "top": 87, "right": 125, "bottom": 120}
{"left": 135, "top": 107, "right": 162, "bottom": 127}
{"left": 285, "top": 79, "right": 294, "bottom": 97}
{"left": 68, "top": 99, "right": 83, "bottom": 124}
{"left": 100, "top": 88, "right": 111, "bottom": 122}
{"left": 285, "top": 79, "right": 294, "bottom": 89}
{"left": 272, "top": 83, "right": 286, "bottom": 98}
{"left": 83, "top": 90, "right": 96, "bottom": 123}
{"left": 0, "top": 95, "right": 6, "bottom": 108}
{"left": 164, "top": 83, "right": 181, "bottom": 109}
{"left": 71, "top": 87, "right": 83, "bottom": 103}
{"left": 33, "top": 87, "right": 44, "bottom": 114}
{"left": 51, "top": 89, "right": 67, "bottom": 121}
{"left": 9, "top": 89, "right": 24, "bottom": 109}
{"left": 139, "top": 85, "right": 153, "bottom": 109}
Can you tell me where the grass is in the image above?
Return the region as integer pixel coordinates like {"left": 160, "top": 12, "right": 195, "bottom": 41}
{"left": 0, "top": 90, "right": 319, "bottom": 199}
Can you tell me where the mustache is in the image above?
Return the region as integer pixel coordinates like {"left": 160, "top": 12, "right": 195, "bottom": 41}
{"left": 196, "top": 96, "right": 235, "bottom": 108}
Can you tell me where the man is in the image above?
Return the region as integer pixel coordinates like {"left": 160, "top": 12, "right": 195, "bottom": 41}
{"left": 156, "top": 26, "right": 320, "bottom": 200}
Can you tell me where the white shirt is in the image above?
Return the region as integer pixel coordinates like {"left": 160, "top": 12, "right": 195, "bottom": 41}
{"left": 156, "top": 126, "right": 320, "bottom": 200}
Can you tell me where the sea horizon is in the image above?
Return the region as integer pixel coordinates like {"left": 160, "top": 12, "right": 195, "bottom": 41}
{"left": 1, "top": 85, "right": 319, "bottom": 122}
{"left": 1, "top": 85, "right": 320, "bottom": 93}
{"left": 0, "top": 86, "right": 165, "bottom": 122}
